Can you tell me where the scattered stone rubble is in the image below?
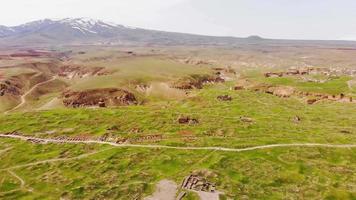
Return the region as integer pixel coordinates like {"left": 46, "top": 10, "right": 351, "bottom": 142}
{"left": 129, "top": 135, "right": 163, "bottom": 143}
{"left": 1, "top": 131, "right": 164, "bottom": 145}
{"left": 26, "top": 138, "right": 47, "bottom": 144}
{"left": 265, "top": 67, "right": 356, "bottom": 78}
{"left": 179, "top": 58, "right": 214, "bottom": 66}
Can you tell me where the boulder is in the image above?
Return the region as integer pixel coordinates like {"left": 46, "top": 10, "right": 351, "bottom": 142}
{"left": 240, "top": 116, "right": 254, "bottom": 123}
{"left": 307, "top": 98, "right": 318, "bottom": 105}
{"left": 178, "top": 117, "right": 199, "bottom": 125}
{"left": 217, "top": 95, "right": 232, "bottom": 101}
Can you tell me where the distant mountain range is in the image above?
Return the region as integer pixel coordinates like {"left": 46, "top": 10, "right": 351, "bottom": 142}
{"left": 0, "top": 18, "right": 355, "bottom": 46}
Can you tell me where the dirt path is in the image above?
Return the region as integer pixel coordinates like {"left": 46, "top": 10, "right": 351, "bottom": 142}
{"left": 1, "top": 134, "right": 355, "bottom": 153}
{"left": 0, "top": 147, "right": 113, "bottom": 171}
{"left": 5, "top": 76, "right": 57, "bottom": 113}
{"left": 0, "top": 147, "right": 13, "bottom": 156}
{"left": 347, "top": 80, "right": 354, "bottom": 90}
{"left": 7, "top": 170, "right": 25, "bottom": 187}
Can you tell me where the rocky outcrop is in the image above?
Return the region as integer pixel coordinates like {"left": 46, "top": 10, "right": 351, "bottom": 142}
{"left": 172, "top": 74, "right": 225, "bottom": 90}
{"left": 62, "top": 88, "right": 137, "bottom": 108}
{"left": 0, "top": 80, "right": 23, "bottom": 96}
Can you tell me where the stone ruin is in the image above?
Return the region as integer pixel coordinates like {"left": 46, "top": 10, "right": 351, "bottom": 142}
{"left": 217, "top": 95, "right": 232, "bottom": 101}
{"left": 181, "top": 175, "right": 216, "bottom": 193}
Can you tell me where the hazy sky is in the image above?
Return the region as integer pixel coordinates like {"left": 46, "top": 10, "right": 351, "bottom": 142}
{"left": 1, "top": 0, "right": 356, "bottom": 40}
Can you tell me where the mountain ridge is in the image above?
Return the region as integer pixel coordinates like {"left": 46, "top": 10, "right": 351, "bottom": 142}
{"left": 0, "top": 18, "right": 355, "bottom": 46}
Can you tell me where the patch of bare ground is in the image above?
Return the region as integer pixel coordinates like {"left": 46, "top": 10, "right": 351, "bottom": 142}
{"left": 58, "top": 65, "right": 114, "bottom": 79}
{"left": 37, "top": 97, "right": 63, "bottom": 110}
{"left": 264, "top": 66, "right": 356, "bottom": 78}
{"left": 144, "top": 82, "right": 189, "bottom": 100}
{"left": 235, "top": 79, "right": 354, "bottom": 104}
{"left": 62, "top": 88, "right": 137, "bottom": 108}
{"left": 144, "top": 180, "right": 178, "bottom": 200}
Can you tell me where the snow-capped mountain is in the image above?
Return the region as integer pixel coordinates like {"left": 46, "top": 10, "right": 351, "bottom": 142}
{"left": 0, "top": 18, "right": 249, "bottom": 46}
{"left": 0, "top": 25, "right": 15, "bottom": 37}
{"left": 0, "top": 18, "right": 147, "bottom": 44}
{"left": 1, "top": 18, "right": 354, "bottom": 46}
{"left": 3, "top": 18, "right": 133, "bottom": 38}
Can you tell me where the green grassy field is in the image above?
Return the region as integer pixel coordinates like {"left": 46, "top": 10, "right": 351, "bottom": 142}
{"left": 0, "top": 138, "right": 355, "bottom": 199}
{"left": 0, "top": 81, "right": 355, "bottom": 199}
{"left": 1, "top": 82, "right": 355, "bottom": 146}
{"left": 1, "top": 48, "right": 356, "bottom": 199}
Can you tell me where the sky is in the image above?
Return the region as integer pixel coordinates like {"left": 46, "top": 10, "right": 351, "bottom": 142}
{"left": 1, "top": 0, "right": 356, "bottom": 40}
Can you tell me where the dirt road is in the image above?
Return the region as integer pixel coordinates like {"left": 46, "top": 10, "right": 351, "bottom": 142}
{"left": 5, "top": 76, "right": 57, "bottom": 113}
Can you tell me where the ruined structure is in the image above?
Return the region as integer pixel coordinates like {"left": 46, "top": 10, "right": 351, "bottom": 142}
{"left": 181, "top": 175, "right": 216, "bottom": 193}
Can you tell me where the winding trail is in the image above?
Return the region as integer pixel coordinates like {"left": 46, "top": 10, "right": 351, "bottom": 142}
{"left": 0, "top": 147, "right": 13, "bottom": 156}
{"left": 1, "top": 134, "right": 355, "bottom": 153}
{"left": 5, "top": 76, "right": 57, "bottom": 113}
{"left": 0, "top": 147, "right": 113, "bottom": 171}
{"left": 7, "top": 170, "right": 25, "bottom": 187}
{"left": 347, "top": 80, "right": 354, "bottom": 90}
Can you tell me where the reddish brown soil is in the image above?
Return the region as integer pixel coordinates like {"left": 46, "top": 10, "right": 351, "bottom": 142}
{"left": 0, "top": 73, "right": 32, "bottom": 96}
{"left": 9, "top": 49, "right": 53, "bottom": 58}
{"left": 62, "top": 88, "right": 137, "bottom": 108}
{"left": 58, "top": 65, "right": 113, "bottom": 79}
